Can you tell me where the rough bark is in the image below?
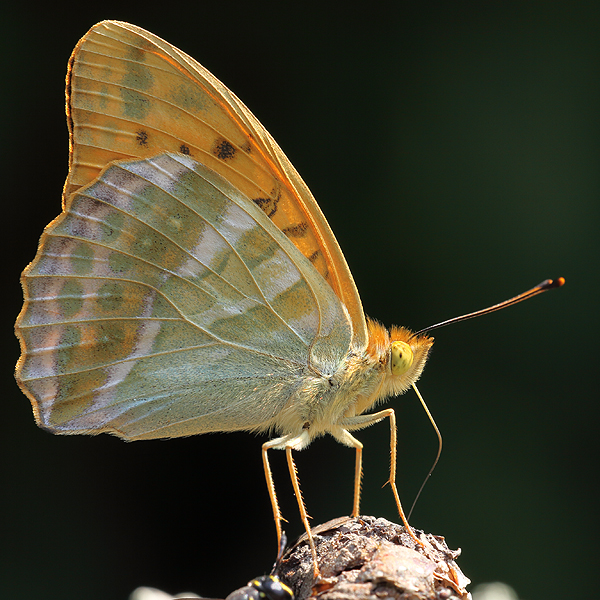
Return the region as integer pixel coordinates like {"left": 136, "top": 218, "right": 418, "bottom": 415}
{"left": 131, "top": 516, "right": 471, "bottom": 600}
{"left": 273, "top": 516, "right": 470, "bottom": 600}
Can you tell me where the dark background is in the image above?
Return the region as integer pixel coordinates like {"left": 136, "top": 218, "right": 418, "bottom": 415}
{"left": 2, "top": 3, "right": 598, "bottom": 600}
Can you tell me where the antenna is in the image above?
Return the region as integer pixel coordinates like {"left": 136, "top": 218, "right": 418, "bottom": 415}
{"left": 409, "top": 277, "right": 565, "bottom": 340}
{"left": 407, "top": 277, "right": 565, "bottom": 517}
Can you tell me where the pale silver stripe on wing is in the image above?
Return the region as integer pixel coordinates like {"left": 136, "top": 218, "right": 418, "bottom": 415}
{"left": 17, "top": 153, "right": 352, "bottom": 439}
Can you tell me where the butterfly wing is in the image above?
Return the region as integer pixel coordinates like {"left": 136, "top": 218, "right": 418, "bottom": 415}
{"left": 64, "top": 20, "right": 367, "bottom": 346}
{"left": 16, "top": 153, "right": 352, "bottom": 440}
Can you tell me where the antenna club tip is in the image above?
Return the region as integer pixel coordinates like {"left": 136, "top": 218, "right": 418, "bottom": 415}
{"left": 546, "top": 277, "right": 565, "bottom": 289}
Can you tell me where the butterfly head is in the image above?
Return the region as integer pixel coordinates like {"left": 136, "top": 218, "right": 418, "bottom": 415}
{"left": 365, "top": 319, "right": 434, "bottom": 400}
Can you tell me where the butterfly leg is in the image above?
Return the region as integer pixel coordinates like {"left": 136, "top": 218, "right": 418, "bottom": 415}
{"left": 262, "top": 438, "right": 286, "bottom": 551}
{"left": 330, "top": 428, "right": 363, "bottom": 517}
{"left": 262, "top": 434, "right": 320, "bottom": 579}
{"left": 338, "top": 409, "right": 424, "bottom": 547}
{"left": 352, "top": 442, "right": 363, "bottom": 517}
{"left": 285, "top": 446, "right": 320, "bottom": 578}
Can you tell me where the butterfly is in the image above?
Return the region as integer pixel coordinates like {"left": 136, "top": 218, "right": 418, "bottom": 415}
{"left": 21, "top": 20, "right": 564, "bottom": 578}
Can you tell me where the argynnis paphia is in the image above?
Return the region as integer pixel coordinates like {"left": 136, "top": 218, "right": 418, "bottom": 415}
{"left": 14, "top": 20, "right": 481, "bottom": 574}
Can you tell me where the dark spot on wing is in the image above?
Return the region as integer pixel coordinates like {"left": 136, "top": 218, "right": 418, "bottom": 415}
{"left": 252, "top": 194, "right": 280, "bottom": 218}
{"left": 213, "top": 138, "right": 236, "bottom": 160}
{"left": 241, "top": 141, "right": 252, "bottom": 153}
{"left": 136, "top": 130, "right": 149, "bottom": 146}
{"left": 307, "top": 248, "right": 330, "bottom": 281}
{"left": 282, "top": 222, "right": 309, "bottom": 238}
{"left": 179, "top": 144, "right": 190, "bottom": 155}
{"left": 308, "top": 250, "right": 321, "bottom": 264}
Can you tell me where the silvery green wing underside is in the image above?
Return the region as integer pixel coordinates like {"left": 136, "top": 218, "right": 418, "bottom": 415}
{"left": 16, "top": 153, "right": 352, "bottom": 440}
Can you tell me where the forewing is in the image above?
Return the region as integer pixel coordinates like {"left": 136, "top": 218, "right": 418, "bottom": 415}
{"left": 16, "top": 153, "right": 352, "bottom": 440}
{"left": 65, "top": 20, "right": 367, "bottom": 346}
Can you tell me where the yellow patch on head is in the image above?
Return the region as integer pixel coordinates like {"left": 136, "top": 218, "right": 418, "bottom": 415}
{"left": 391, "top": 341, "right": 413, "bottom": 375}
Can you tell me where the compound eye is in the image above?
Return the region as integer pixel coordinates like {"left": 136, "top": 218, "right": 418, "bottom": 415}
{"left": 391, "top": 341, "right": 414, "bottom": 375}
